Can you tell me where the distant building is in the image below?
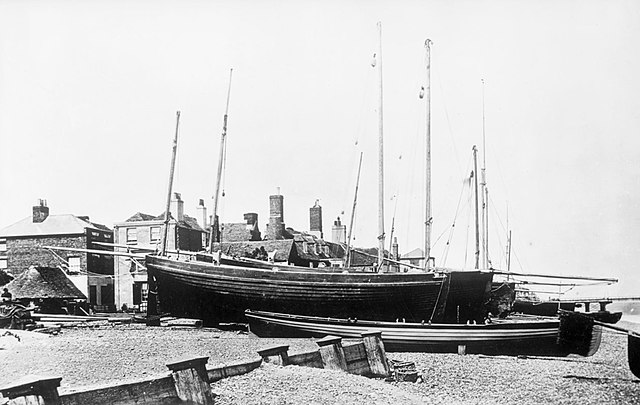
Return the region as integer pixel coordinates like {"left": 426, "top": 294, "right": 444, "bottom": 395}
{"left": 0, "top": 199, "right": 114, "bottom": 310}
{"left": 401, "top": 248, "right": 424, "bottom": 268}
{"left": 112, "top": 192, "right": 206, "bottom": 311}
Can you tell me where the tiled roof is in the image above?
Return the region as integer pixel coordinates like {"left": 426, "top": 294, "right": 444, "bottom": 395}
{"left": 4, "top": 266, "right": 86, "bottom": 300}
{"left": 123, "top": 212, "right": 204, "bottom": 233}
{"left": 126, "top": 212, "right": 157, "bottom": 222}
{"left": 0, "top": 215, "right": 112, "bottom": 238}
{"left": 213, "top": 240, "right": 294, "bottom": 262}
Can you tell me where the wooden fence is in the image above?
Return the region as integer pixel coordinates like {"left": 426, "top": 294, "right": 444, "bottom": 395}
{"left": 1, "top": 331, "right": 390, "bottom": 404}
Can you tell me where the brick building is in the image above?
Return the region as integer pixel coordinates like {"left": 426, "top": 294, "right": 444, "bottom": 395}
{"left": 113, "top": 193, "right": 206, "bottom": 311}
{"left": 0, "top": 199, "right": 115, "bottom": 310}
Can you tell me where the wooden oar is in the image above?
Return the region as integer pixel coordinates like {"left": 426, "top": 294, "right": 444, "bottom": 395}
{"left": 559, "top": 310, "right": 640, "bottom": 379}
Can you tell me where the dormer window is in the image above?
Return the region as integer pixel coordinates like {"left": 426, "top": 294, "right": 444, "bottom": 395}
{"left": 0, "top": 239, "right": 6, "bottom": 252}
{"left": 302, "top": 242, "right": 308, "bottom": 254}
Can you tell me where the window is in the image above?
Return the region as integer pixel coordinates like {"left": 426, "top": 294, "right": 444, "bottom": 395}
{"left": 141, "top": 283, "right": 149, "bottom": 302}
{"left": 0, "top": 239, "right": 6, "bottom": 252}
{"left": 126, "top": 228, "right": 137, "bottom": 244}
{"left": 68, "top": 257, "right": 81, "bottom": 273}
{"left": 0, "top": 257, "right": 7, "bottom": 269}
{"left": 150, "top": 226, "right": 162, "bottom": 243}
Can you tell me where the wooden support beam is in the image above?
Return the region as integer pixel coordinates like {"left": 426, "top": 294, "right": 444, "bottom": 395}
{"left": 166, "top": 357, "right": 215, "bottom": 405}
{"left": 0, "top": 375, "right": 62, "bottom": 405}
{"left": 257, "top": 345, "right": 290, "bottom": 366}
{"left": 316, "top": 335, "right": 348, "bottom": 371}
{"left": 361, "top": 330, "right": 391, "bottom": 377}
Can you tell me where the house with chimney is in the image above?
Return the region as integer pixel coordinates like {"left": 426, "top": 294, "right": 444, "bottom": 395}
{"left": 0, "top": 199, "right": 115, "bottom": 310}
{"left": 112, "top": 193, "right": 206, "bottom": 312}
{"left": 212, "top": 191, "right": 347, "bottom": 268}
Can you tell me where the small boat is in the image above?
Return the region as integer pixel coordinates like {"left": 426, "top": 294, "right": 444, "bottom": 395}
{"left": 245, "top": 309, "right": 584, "bottom": 356}
{"left": 559, "top": 310, "right": 640, "bottom": 378}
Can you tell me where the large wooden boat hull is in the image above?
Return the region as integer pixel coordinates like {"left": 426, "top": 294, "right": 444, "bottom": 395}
{"left": 146, "top": 255, "right": 493, "bottom": 325}
{"left": 245, "top": 309, "right": 570, "bottom": 355}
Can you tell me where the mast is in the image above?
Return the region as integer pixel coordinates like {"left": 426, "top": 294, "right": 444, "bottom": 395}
{"left": 209, "top": 69, "right": 234, "bottom": 252}
{"left": 506, "top": 230, "right": 512, "bottom": 273}
{"left": 161, "top": 111, "right": 181, "bottom": 256}
{"left": 472, "top": 145, "right": 480, "bottom": 269}
{"left": 480, "top": 79, "right": 489, "bottom": 269}
{"left": 150, "top": 110, "right": 180, "bottom": 323}
{"left": 424, "top": 39, "right": 433, "bottom": 270}
{"left": 376, "top": 21, "right": 385, "bottom": 271}
{"left": 346, "top": 152, "right": 364, "bottom": 267}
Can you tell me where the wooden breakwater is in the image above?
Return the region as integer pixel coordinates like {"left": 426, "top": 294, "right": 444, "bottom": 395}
{"left": 1, "top": 331, "right": 390, "bottom": 404}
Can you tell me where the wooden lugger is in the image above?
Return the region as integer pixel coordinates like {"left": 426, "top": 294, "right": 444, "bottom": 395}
{"left": 146, "top": 255, "right": 493, "bottom": 326}
{"left": 245, "top": 309, "right": 573, "bottom": 356}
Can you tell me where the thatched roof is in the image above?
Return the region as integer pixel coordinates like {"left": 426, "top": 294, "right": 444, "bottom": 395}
{"left": 0, "top": 269, "right": 13, "bottom": 286}
{"left": 4, "top": 266, "right": 86, "bottom": 300}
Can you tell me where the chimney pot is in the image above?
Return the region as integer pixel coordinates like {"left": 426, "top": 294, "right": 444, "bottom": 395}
{"left": 32, "top": 199, "right": 50, "bottom": 223}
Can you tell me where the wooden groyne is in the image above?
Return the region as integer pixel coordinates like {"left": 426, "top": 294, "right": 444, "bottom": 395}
{"left": 1, "top": 331, "right": 390, "bottom": 404}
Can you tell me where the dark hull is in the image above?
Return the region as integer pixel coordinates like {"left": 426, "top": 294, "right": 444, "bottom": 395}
{"left": 146, "top": 255, "right": 492, "bottom": 325}
{"left": 442, "top": 271, "right": 495, "bottom": 323}
{"left": 588, "top": 311, "right": 623, "bottom": 324}
{"left": 513, "top": 300, "right": 576, "bottom": 316}
{"left": 148, "top": 255, "right": 445, "bottom": 324}
{"left": 245, "top": 309, "right": 568, "bottom": 355}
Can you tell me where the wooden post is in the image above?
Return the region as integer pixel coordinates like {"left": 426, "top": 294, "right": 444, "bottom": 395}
{"left": 166, "top": 357, "right": 214, "bottom": 405}
{"left": 316, "top": 335, "right": 347, "bottom": 371}
{"left": 0, "top": 375, "right": 62, "bottom": 405}
{"left": 458, "top": 345, "right": 467, "bottom": 355}
{"left": 361, "top": 330, "right": 391, "bottom": 377}
{"left": 257, "top": 345, "right": 289, "bottom": 366}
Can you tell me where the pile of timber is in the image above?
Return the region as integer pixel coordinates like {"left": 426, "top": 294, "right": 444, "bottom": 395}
{"left": 27, "top": 313, "right": 203, "bottom": 332}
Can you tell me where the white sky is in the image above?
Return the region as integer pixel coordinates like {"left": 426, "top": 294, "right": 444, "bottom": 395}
{"left": 1, "top": 0, "right": 639, "bottom": 297}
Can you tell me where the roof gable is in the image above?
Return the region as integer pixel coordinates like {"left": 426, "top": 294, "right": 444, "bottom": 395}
{"left": 0, "top": 215, "right": 111, "bottom": 238}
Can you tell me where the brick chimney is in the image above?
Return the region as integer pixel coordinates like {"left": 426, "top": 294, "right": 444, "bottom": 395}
{"left": 244, "top": 212, "right": 258, "bottom": 226}
{"left": 267, "top": 188, "right": 285, "bottom": 240}
{"left": 170, "top": 192, "right": 184, "bottom": 222}
{"left": 197, "top": 199, "right": 207, "bottom": 229}
{"left": 32, "top": 199, "right": 49, "bottom": 223}
{"left": 309, "top": 200, "right": 323, "bottom": 239}
{"left": 244, "top": 212, "right": 261, "bottom": 241}
{"left": 331, "top": 217, "right": 346, "bottom": 244}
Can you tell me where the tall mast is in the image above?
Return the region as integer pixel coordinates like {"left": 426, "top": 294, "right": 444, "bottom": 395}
{"left": 480, "top": 79, "right": 489, "bottom": 269}
{"left": 424, "top": 39, "right": 433, "bottom": 270}
{"left": 209, "top": 69, "right": 234, "bottom": 252}
{"left": 161, "top": 111, "right": 181, "bottom": 256}
{"left": 506, "top": 230, "right": 512, "bottom": 273}
{"left": 346, "top": 152, "right": 364, "bottom": 267}
{"left": 473, "top": 145, "right": 480, "bottom": 269}
{"left": 376, "top": 21, "right": 385, "bottom": 271}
